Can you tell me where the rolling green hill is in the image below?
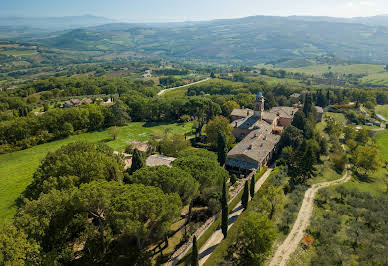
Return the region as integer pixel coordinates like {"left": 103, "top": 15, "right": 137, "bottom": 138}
{"left": 36, "top": 16, "right": 388, "bottom": 64}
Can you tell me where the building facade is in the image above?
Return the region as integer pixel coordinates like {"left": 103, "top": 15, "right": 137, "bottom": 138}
{"left": 226, "top": 93, "right": 298, "bottom": 175}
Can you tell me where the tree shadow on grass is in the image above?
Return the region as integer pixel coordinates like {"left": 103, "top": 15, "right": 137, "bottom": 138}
{"left": 354, "top": 173, "right": 375, "bottom": 183}
{"left": 98, "top": 138, "right": 112, "bottom": 143}
{"left": 199, "top": 244, "right": 219, "bottom": 260}
{"left": 143, "top": 121, "right": 168, "bottom": 128}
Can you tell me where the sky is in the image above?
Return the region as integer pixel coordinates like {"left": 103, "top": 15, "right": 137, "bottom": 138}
{"left": 1, "top": 0, "right": 388, "bottom": 22}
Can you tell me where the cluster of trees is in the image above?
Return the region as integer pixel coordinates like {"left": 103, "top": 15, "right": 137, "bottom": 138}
{"left": 154, "top": 68, "right": 189, "bottom": 76}
{"left": 186, "top": 79, "right": 300, "bottom": 110}
{"left": 172, "top": 150, "right": 229, "bottom": 214}
{"left": 220, "top": 168, "right": 287, "bottom": 265}
{"left": 1, "top": 141, "right": 185, "bottom": 265}
{"left": 8, "top": 76, "right": 157, "bottom": 98}
{"left": 0, "top": 102, "right": 130, "bottom": 153}
{"left": 280, "top": 95, "right": 328, "bottom": 185}
{"left": 309, "top": 187, "right": 387, "bottom": 265}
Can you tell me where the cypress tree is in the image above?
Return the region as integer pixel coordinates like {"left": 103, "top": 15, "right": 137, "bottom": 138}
{"left": 191, "top": 236, "right": 199, "bottom": 266}
{"left": 250, "top": 175, "right": 255, "bottom": 199}
{"left": 303, "top": 94, "right": 313, "bottom": 117}
{"left": 221, "top": 177, "right": 228, "bottom": 238}
{"left": 217, "top": 131, "right": 228, "bottom": 166}
{"left": 241, "top": 181, "right": 249, "bottom": 210}
{"left": 130, "top": 149, "right": 145, "bottom": 174}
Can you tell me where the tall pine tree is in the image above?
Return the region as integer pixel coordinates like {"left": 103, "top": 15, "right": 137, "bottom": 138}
{"left": 221, "top": 177, "right": 228, "bottom": 238}
{"left": 191, "top": 236, "right": 199, "bottom": 266}
{"left": 250, "top": 175, "right": 255, "bottom": 199}
{"left": 130, "top": 149, "right": 145, "bottom": 174}
{"left": 241, "top": 181, "right": 249, "bottom": 210}
{"left": 217, "top": 131, "right": 228, "bottom": 166}
{"left": 303, "top": 94, "right": 313, "bottom": 117}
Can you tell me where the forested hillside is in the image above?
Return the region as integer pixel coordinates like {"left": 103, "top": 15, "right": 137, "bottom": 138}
{"left": 35, "top": 16, "right": 388, "bottom": 64}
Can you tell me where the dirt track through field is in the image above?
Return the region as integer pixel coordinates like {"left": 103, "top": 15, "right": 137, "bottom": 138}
{"left": 268, "top": 170, "right": 351, "bottom": 266}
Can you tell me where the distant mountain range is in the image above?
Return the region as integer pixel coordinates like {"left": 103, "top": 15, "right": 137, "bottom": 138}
{"left": 0, "top": 15, "right": 115, "bottom": 31}
{"left": 2, "top": 15, "right": 388, "bottom": 64}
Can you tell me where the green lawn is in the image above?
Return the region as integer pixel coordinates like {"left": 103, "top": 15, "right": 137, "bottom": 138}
{"left": 375, "top": 105, "right": 388, "bottom": 121}
{"left": 316, "top": 112, "right": 346, "bottom": 135}
{"left": 0, "top": 122, "right": 192, "bottom": 224}
{"left": 375, "top": 130, "right": 388, "bottom": 160}
{"left": 161, "top": 87, "right": 188, "bottom": 98}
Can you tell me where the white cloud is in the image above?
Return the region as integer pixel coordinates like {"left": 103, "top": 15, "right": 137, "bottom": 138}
{"left": 360, "top": 1, "right": 376, "bottom": 7}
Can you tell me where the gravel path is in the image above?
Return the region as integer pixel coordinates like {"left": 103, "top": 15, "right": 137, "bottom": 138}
{"left": 157, "top": 78, "right": 211, "bottom": 96}
{"left": 198, "top": 167, "right": 274, "bottom": 266}
{"left": 268, "top": 170, "right": 351, "bottom": 266}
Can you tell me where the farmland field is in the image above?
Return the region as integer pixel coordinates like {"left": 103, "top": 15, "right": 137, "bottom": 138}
{"left": 0, "top": 49, "right": 37, "bottom": 56}
{"left": 0, "top": 122, "right": 193, "bottom": 224}
{"left": 284, "top": 64, "right": 385, "bottom": 76}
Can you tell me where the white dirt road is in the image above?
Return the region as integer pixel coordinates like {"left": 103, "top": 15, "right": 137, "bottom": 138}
{"left": 157, "top": 78, "right": 211, "bottom": 96}
{"left": 268, "top": 170, "right": 351, "bottom": 266}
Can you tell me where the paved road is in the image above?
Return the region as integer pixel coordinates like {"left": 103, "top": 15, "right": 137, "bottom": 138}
{"left": 198, "top": 168, "right": 274, "bottom": 266}
{"left": 157, "top": 78, "right": 211, "bottom": 96}
{"left": 268, "top": 170, "right": 351, "bottom": 266}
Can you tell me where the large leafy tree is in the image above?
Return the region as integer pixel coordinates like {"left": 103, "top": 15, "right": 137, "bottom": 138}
{"left": 279, "top": 125, "right": 304, "bottom": 149}
{"left": 128, "top": 165, "right": 199, "bottom": 205}
{"left": 230, "top": 212, "right": 277, "bottom": 265}
{"left": 23, "top": 141, "right": 124, "bottom": 200}
{"left": 111, "top": 184, "right": 181, "bottom": 250}
{"left": 221, "top": 100, "right": 240, "bottom": 117}
{"left": 205, "top": 116, "right": 235, "bottom": 149}
{"left": 173, "top": 155, "right": 228, "bottom": 211}
{"left": 159, "top": 134, "right": 190, "bottom": 157}
{"left": 351, "top": 146, "right": 380, "bottom": 178}
{"left": 177, "top": 149, "right": 218, "bottom": 162}
{"left": 0, "top": 223, "right": 40, "bottom": 266}
{"left": 13, "top": 182, "right": 181, "bottom": 264}
{"left": 183, "top": 97, "right": 221, "bottom": 136}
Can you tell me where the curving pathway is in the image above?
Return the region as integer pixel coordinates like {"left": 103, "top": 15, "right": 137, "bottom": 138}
{"left": 268, "top": 170, "right": 351, "bottom": 266}
{"left": 157, "top": 78, "right": 211, "bottom": 96}
{"left": 198, "top": 167, "right": 274, "bottom": 266}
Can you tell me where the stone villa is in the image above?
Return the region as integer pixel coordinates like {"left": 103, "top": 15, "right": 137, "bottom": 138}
{"left": 226, "top": 92, "right": 299, "bottom": 175}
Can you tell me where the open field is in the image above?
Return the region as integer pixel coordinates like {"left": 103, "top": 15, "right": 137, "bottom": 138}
{"left": 361, "top": 72, "right": 388, "bottom": 86}
{"left": 375, "top": 130, "right": 388, "bottom": 160}
{"left": 284, "top": 64, "right": 385, "bottom": 76}
{"left": 0, "top": 49, "right": 37, "bottom": 56}
{"left": 0, "top": 122, "right": 193, "bottom": 224}
{"left": 375, "top": 105, "right": 388, "bottom": 121}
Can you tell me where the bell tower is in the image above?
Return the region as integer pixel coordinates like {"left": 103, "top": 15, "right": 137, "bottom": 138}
{"left": 254, "top": 92, "right": 265, "bottom": 119}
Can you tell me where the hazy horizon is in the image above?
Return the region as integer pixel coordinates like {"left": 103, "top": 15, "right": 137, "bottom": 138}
{"left": 1, "top": 0, "right": 388, "bottom": 23}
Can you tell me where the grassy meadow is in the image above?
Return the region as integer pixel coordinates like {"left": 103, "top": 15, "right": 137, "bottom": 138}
{"left": 0, "top": 122, "right": 193, "bottom": 224}
{"left": 283, "top": 63, "right": 388, "bottom": 86}
{"left": 0, "top": 49, "right": 37, "bottom": 56}
{"left": 375, "top": 105, "right": 388, "bottom": 121}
